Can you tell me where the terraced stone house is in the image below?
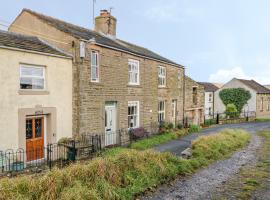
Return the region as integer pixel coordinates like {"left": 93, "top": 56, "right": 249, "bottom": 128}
{"left": 184, "top": 76, "right": 205, "bottom": 126}
{"left": 10, "top": 9, "right": 185, "bottom": 146}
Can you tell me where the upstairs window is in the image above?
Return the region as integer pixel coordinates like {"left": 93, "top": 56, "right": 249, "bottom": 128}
{"left": 209, "top": 93, "right": 212, "bottom": 102}
{"left": 91, "top": 51, "right": 99, "bottom": 82}
{"left": 158, "top": 66, "right": 166, "bottom": 87}
{"left": 20, "top": 65, "right": 45, "bottom": 90}
{"left": 128, "top": 59, "right": 139, "bottom": 85}
{"left": 128, "top": 101, "right": 139, "bottom": 128}
{"left": 193, "top": 87, "right": 198, "bottom": 105}
{"left": 158, "top": 101, "right": 165, "bottom": 122}
{"left": 260, "top": 97, "right": 264, "bottom": 111}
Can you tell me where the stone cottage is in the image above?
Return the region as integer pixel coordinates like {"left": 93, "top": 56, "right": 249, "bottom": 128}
{"left": 9, "top": 9, "right": 185, "bottom": 146}
{"left": 184, "top": 76, "right": 205, "bottom": 126}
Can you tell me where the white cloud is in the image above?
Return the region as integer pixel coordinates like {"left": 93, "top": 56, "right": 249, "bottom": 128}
{"left": 208, "top": 67, "right": 270, "bottom": 85}
{"left": 142, "top": 0, "right": 204, "bottom": 23}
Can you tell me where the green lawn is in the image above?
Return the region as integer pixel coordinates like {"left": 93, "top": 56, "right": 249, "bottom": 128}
{"left": 0, "top": 129, "right": 251, "bottom": 200}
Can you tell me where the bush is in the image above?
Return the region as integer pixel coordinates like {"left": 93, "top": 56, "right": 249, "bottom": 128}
{"left": 167, "top": 123, "right": 174, "bottom": 130}
{"left": 219, "top": 88, "right": 251, "bottom": 113}
{"left": 177, "top": 123, "right": 183, "bottom": 130}
{"left": 204, "top": 119, "right": 215, "bottom": 126}
{"left": 225, "top": 103, "right": 238, "bottom": 118}
{"left": 189, "top": 124, "right": 200, "bottom": 133}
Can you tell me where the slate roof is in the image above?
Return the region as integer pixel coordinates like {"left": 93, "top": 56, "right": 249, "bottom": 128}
{"left": 198, "top": 82, "right": 219, "bottom": 92}
{"left": 237, "top": 79, "right": 270, "bottom": 94}
{"left": 22, "top": 9, "right": 181, "bottom": 66}
{"left": 0, "top": 30, "right": 70, "bottom": 57}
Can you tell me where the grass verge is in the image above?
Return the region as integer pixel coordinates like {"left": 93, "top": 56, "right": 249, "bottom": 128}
{"left": 255, "top": 118, "right": 270, "bottom": 122}
{"left": 0, "top": 129, "right": 250, "bottom": 200}
{"left": 129, "top": 130, "right": 186, "bottom": 150}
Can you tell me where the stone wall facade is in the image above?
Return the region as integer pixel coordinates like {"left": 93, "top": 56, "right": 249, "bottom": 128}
{"left": 256, "top": 94, "right": 270, "bottom": 118}
{"left": 184, "top": 76, "right": 205, "bottom": 125}
{"left": 9, "top": 11, "right": 185, "bottom": 136}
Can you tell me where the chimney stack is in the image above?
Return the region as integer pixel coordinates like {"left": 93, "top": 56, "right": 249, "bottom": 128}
{"left": 95, "top": 10, "right": 117, "bottom": 37}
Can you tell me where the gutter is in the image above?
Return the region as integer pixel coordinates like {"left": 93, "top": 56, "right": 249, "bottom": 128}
{"left": 0, "top": 45, "right": 72, "bottom": 59}
{"left": 81, "top": 38, "right": 185, "bottom": 69}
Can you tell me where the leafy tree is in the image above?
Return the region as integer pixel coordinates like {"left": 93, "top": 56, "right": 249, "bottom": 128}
{"left": 219, "top": 88, "right": 251, "bottom": 113}
{"left": 225, "top": 104, "right": 238, "bottom": 118}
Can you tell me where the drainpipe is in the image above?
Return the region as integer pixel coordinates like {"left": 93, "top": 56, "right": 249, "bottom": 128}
{"left": 182, "top": 69, "right": 186, "bottom": 125}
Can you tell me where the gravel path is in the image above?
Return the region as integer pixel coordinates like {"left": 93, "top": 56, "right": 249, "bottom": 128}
{"left": 142, "top": 134, "right": 263, "bottom": 200}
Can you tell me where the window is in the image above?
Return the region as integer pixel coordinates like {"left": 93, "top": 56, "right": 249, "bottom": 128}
{"left": 260, "top": 97, "right": 264, "bottom": 111}
{"left": 128, "top": 101, "right": 139, "bottom": 128}
{"left": 128, "top": 59, "right": 139, "bottom": 85}
{"left": 91, "top": 51, "right": 99, "bottom": 82}
{"left": 20, "top": 65, "right": 45, "bottom": 90}
{"left": 178, "top": 70, "right": 181, "bottom": 81}
{"left": 267, "top": 98, "right": 270, "bottom": 111}
{"left": 209, "top": 93, "right": 212, "bottom": 102}
{"left": 208, "top": 107, "right": 212, "bottom": 115}
{"left": 193, "top": 87, "right": 198, "bottom": 105}
{"left": 158, "top": 66, "right": 166, "bottom": 87}
{"left": 158, "top": 101, "right": 165, "bottom": 122}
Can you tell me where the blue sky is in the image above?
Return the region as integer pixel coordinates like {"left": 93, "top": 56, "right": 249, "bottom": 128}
{"left": 1, "top": 0, "right": 270, "bottom": 84}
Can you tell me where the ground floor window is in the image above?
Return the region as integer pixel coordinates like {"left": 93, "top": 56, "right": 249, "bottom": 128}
{"left": 128, "top": 101, "right": 139, "bottom": 128}
{"left": 158, "top": 101, "right": 165, "bottom": 122}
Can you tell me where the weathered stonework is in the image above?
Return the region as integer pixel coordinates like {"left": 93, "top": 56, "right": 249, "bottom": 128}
{"left": 9, "top": 10, "right": 185, "bottom": 136}
{"left": 184, "top": 76, "right": 205, "bottom": 125}
{"left": 256, "top": 94, "right": 270, "bottom": 118}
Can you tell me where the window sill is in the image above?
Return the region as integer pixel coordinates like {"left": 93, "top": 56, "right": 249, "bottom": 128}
{"left": 128, "top": 84, "right": 141, "bottom": 88}
{"left": 18, "top": 90, "right": 50, "bottom": 95}
{"left": 158, "top": 86, "right": 167, "bottom": 89}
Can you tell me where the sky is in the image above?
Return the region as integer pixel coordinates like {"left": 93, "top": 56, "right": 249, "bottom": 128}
{"left": 1, "top": 0, "right": 270, "bottom": 84}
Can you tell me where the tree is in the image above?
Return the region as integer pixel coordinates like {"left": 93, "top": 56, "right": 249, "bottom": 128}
{"left": 225, "top": 104, "right": 238, "bottom": 118}
{"left": 219, "top": 88, "right": 251, "bottom": 113}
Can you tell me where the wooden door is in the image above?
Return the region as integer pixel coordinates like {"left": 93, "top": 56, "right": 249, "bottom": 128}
{"left": 26, "top": 117, "right": 44, "bottom": 161}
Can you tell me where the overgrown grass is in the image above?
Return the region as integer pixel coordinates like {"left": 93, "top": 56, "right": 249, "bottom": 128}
{"left": 188, "top": 124, "right": 201, "bottom": 133}
{"left": 130, "top": 130, "right": 186, "bottom": 150}
{"left": 0, "top": 129, "right": 251, "bottom": 200}
{"left": 255, "top": 118, "right": 270, "bottom": 122}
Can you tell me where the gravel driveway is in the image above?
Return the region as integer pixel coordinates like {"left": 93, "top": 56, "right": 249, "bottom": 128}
{"left": 142, "top": 122, "right": 270, "bottom": 200}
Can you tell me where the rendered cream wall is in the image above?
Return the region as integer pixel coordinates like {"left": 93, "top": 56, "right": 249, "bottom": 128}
{"left": 0, "top": 48, "right": 72, "bottom": 150}
{"left": 214, "top": 79, "right": 257, "bottom": 114}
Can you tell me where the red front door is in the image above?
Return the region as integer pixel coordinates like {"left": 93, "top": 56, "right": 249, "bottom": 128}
{"left": 26, "top": 117, "right": 44, "bottom": 161}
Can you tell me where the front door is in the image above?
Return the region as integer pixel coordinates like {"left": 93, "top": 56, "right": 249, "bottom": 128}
{"left": 171, "top": 100, "right": 177, "bottom": 127}
{"left": 105, "top": 103, "right": 117, "bottom": 146}
{"left": 26, "top": 117, "right": 44, "bottom": 161}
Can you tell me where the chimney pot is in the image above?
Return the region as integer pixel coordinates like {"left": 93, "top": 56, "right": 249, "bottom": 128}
{"left": 95, "top": 9, "right": 117, "bottom": 37}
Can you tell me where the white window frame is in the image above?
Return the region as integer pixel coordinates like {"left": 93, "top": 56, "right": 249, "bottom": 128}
{"left": 20, "top": 64, "right": 46, "bottom": 90}
{"left": 158, "top": 66, "right": 166, "bottom": 87}
{"left": 209, "top": 93, "right": 212, "bottom": 102}
{"left": 260, "top": 97, "right": 264, "bottom": 111}
{"left": 128, "top": 59, "right": 140, "bottom": 85}
{"left": 128, "top": 101, "right": 140, "bottom": 128}
{"left": 158, "top": 101, "right": 166, "bottom": 122}
{"left": 91, "top": 51, "right": 100, "bottom": 82}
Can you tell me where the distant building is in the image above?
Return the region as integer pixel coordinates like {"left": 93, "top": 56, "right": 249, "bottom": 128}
{"left": 198, "top": 82, "right": 219, "bottom": 119}
{"left": 215, "top": 78, "right": 270, "bottom": 119}
{"left": 184, "top": 76, "right": 205, "bottom": 126}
